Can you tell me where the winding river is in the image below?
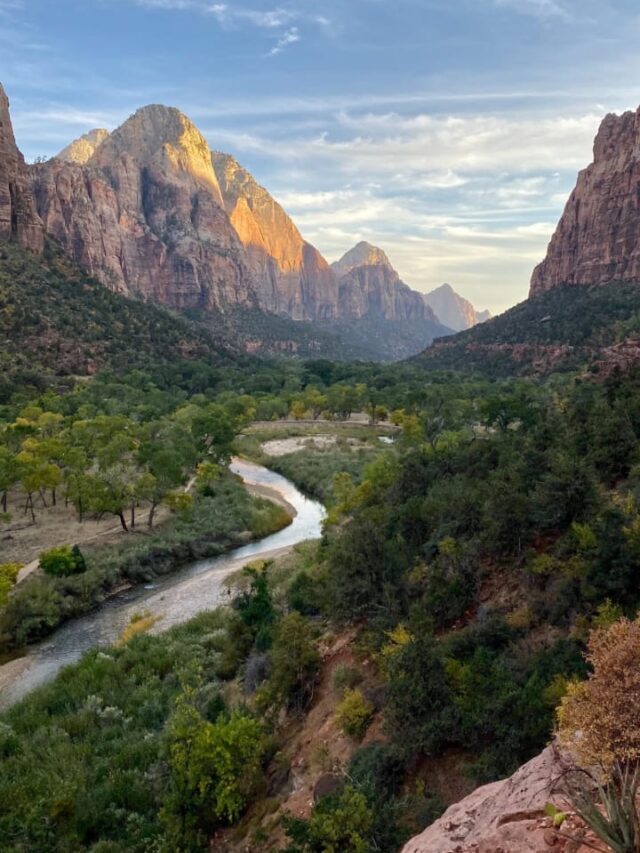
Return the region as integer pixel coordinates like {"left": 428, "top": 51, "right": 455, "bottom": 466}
{"left": 0, "top": 459, "right": 325, "bottom": 710}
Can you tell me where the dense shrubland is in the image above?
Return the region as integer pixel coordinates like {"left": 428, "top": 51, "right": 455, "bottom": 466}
{"left": 3, "top": 348, "right": 640, "bottom": 850}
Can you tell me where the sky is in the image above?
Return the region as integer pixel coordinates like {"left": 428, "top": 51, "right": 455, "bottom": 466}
{"left": 2, "top": 1, "right": 640, "bottom": 313}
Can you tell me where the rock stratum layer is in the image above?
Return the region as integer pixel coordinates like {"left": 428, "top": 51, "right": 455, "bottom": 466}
{"left": 531, "top": 106, "right": 640, "bottom": 295}
{"left": 0, "top": 83, "right": 43, "bottom": 252}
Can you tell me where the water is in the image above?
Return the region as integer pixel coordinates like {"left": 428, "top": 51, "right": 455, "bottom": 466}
{"left": 0, "top": 459, "right": 325, "bottom": 709}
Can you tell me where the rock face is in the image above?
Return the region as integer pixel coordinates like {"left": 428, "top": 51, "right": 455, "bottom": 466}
{"left": 32, "top": 106, "right": 255, "bottom": 311}
{"left": 402, "top": 744, "right": 577, "bottom": 853}
{"left": 212, "top": 152, "right": 337, "bottom": 320}
{"left": 423, "top": 283, "right": 490, "bottom": 331}
{"left": 332, "top": 242, "right": 443, "bottom": 323}
{"left": 57, "top": 129, "right": 110, "bottom": 165}
{"left": 0, "top": 83, "right": 44, "bottom": 252}
{"left": 531, "top": 106, "right": 640, "bottom": 295}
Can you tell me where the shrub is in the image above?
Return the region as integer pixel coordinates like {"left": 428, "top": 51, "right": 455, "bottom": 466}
{"left": 0, "top": 563, "right": 21, "bottom": 606}
{"left": 262, "top": 612, "right": 320, "bottom": 712}
{"left": 39, "top": 545, "right": 86, "bottom": 577}
{"left": 331, "top": 663, "right": 362, "bottom": 694}
{"left": 336, "top": 689, "right": 374, "bottom": 740}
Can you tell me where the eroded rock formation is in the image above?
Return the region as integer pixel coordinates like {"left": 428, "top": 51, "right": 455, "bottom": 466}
{"left": 531, "top": 107, "right": 640, "bottom": 294}
{"left": 0, "top": 83, "right": 44, "bottom": 252}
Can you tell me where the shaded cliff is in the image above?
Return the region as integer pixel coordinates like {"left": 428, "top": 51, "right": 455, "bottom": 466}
{"left": 0, "top": 83, "right": 44, "bottom": 252}
{"left": 531, "top": 106, "right": 640, "bottom": 294}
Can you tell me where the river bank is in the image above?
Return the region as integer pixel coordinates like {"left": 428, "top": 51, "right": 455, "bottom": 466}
{"left": 0, "top": 460, "right": 325, "bottom": 708}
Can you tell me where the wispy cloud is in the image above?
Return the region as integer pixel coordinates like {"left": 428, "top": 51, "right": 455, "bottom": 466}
{"left": 494, "top": 0, "right": 571, "bottom": 20}
{"left": 268, "top": 26, "right": 299, "bottom": 55}
{"left": 134, "top": 1, "right": 325, "bottom": 55}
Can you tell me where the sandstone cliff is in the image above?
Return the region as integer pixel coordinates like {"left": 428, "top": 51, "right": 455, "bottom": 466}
{"left": 332, "top": 242, "right": 444, "bottom": 324}
{"left": 212, "top": 152, "right": 337, "bottom": 320}
{"left": 423, "top": 282, "right": 490, "bottom": 331}
{"left": 402, "top": 744, "right": 599, "bottom": 853}
{"left": 0, "top": 83, "right": 43, "bottom": 252}
{"left": 531, "top": 106, "right": 640, "bottom": 295}
{"left": 32, "top": 105, "right": 255, "bottom": 311}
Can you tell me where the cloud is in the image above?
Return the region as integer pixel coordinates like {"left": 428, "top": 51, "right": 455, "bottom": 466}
{"left": 494, "top": 0, "right": 570, "bottom": 20}
{"left": 134, "top": 1, "right": 325, "bottom": 55}
{"left": 268, "top": 26, "right": 299, "bottom": 55}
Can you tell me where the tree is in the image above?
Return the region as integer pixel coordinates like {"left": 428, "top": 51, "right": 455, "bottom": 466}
{"left": 556, "top": 617, "right": 640, "bottom": 853}
{"left": 164, "top": 690, "right": 266, "bottom": 844}
{"left": 265, "top": 612, "right": 320, "bottom": 712}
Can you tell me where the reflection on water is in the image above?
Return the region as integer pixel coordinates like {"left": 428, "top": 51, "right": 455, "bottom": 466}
{"left": 0, "top": 459, "right": 325, "bottom": 709}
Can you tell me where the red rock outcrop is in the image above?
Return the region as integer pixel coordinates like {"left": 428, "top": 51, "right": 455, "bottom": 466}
{"left": 531, "top": 106, "right": 640, "bottom": 295}
{"left": 332, "top": 242, "right": 445, "bottom": 324}
{"left": 402, "top": 744, "right": 600, "bottom": 853}
{"left": 212, "top": 152, "right": 337, "bottom": 320}
{"left": 32, "top": 106, "right": 255, "bottom": 312}
{"left": 0, "top": 83, "right": 44, "bottom": 252}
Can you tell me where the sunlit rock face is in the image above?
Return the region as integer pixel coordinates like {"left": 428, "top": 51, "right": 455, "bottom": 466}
{"left": 212, "top": 151, "right": 338, "bottom": 321}
{"left": 57, "top": 129, "right": 110, "bottom": 165}
{"left": 423, "top": 283, "right": 491, "bottom": 332}
{"left": 0, "top": 83, "right": 44, "bottom": 253}
{"left": 531, "top": 106, "right": 640, "bottom": 294}
{"left": 32, "top": 105, "right": 256, "bottom": 312}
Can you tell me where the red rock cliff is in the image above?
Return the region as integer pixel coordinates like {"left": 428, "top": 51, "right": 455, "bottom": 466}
{"left": 531, "top": 107, "right": 640, "bottom": 295}
{"left": 0, "top": 83, "right": 44, "bottom": 252}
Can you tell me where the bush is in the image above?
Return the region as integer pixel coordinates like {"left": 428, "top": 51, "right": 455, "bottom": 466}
{"left": 0, "top": 563, "right": 21, "bottom": 606}
{"left": 336, "top": 689, "right": 374, "bottom": 740}
{"left": 331, "top": 663, "right": 362, "bottom": 694}
{"left": 39, "top": 545, "right": 86, "bottom": 577}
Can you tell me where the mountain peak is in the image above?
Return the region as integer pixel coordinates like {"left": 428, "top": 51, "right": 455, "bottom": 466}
{"left": 89, "top": 104, "right": 223, "bottom": 203}
{"left": 423, "top": 283, "right": 489, "bottom": 332}
{"left": 57, "top": 128, "right": 110, "bottom": 165}
{"left": 332, "top": 241, "right": 393, "bottom": 278}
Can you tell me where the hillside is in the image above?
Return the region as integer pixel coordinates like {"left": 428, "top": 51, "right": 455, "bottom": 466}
{"left": 0, "top": 239, "right": 241, "bottom": 400}
{"left": 417, "top": 281, "right": 640, "bottom": 376}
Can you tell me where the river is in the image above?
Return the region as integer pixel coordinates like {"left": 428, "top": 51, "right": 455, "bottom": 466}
{"left": 0, "top": 459, "right": 325, "bottom": 710}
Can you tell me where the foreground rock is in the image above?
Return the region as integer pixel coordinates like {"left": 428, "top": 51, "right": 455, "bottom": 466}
{"left": 401, "top": 744, "right": 601, "bottom": 853}
{"left": 531, "top": 105, "right": 640, "bottom": 294}
{"left": 0, "top": 83, "right": 44, "bottom": 252}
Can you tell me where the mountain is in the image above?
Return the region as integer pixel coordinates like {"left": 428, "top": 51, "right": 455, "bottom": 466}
{"left": 531, "top": 106, "right": 640, "bottom": 295}
{"left": 0, "top": 83, "right": 43, "bottom": 253}
{"left": 423, "top": 282, "right": 490, "bottom": 331}
{"left": 32, "top": 105, "right": 255, "bottom": 311}
{"left": 211, "top": 152, "right": 337, "bottom": 321}
{"left": 331, "top": 241, "right": 448, "bottom": 324}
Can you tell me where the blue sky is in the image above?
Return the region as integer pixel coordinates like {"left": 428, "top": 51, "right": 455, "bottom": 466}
{"left": 2, "top": 0, "right": 640, "bottom": 312}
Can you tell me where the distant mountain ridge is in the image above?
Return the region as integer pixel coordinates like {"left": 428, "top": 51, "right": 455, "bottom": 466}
{"left": 423, "top": 282, "right": 490, "bottom": 331}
